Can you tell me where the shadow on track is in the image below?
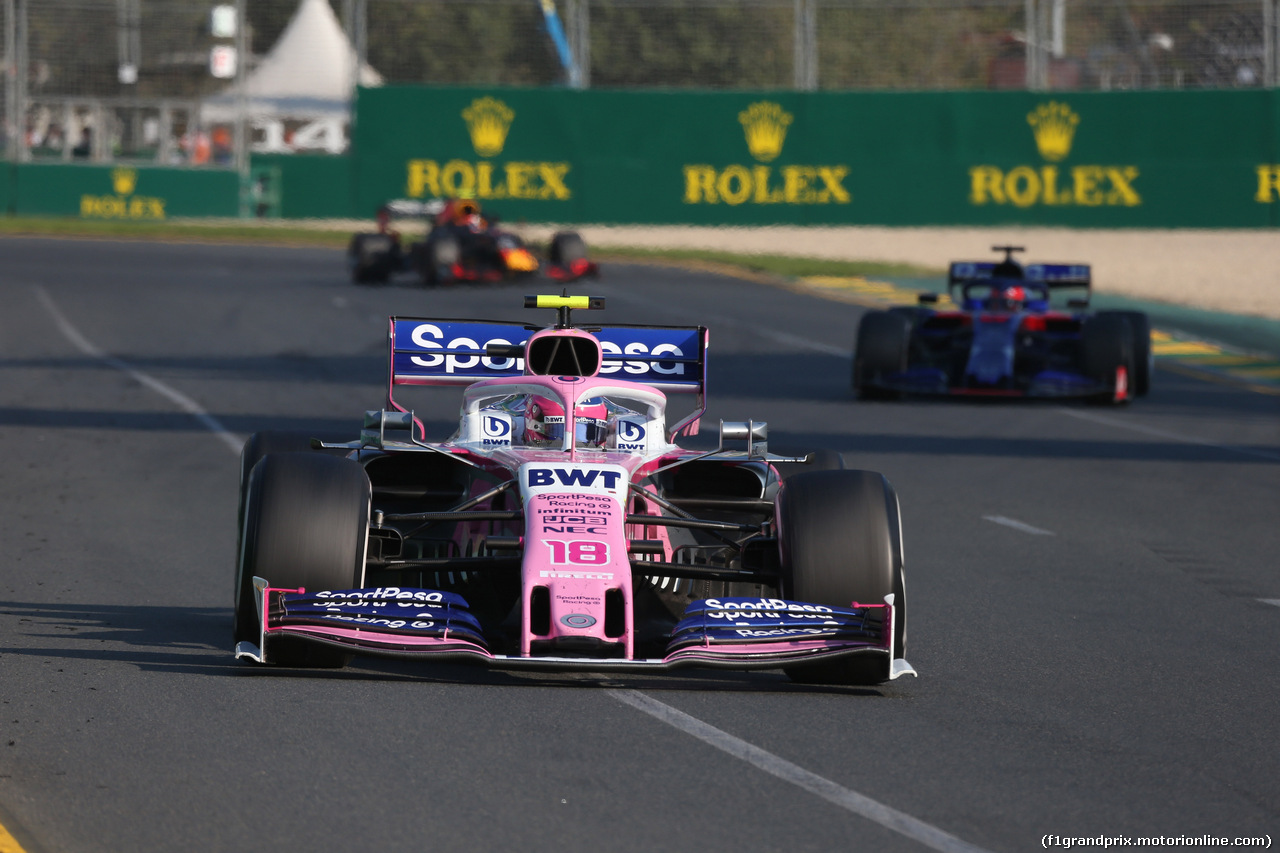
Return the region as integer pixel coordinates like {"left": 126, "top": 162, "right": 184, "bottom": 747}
{"left": 768, "top": 429, "right": 1278, "bottom": 464}
{"left": 0, "top": 599, "right": 898, "bottom": 697}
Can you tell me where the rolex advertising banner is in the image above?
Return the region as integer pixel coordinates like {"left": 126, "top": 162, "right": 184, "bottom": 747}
{"left": 353, "top": 86, "right": 1280, "bottom": 228}
{"left": 9, "top": 164, "right": 239, "bottom": 219}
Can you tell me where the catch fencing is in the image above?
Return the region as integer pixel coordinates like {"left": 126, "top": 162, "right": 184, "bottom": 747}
{"left": 4, "top": 0, "right": 1279, "bottom": 167}
{"left": 361, "top": 0, "right": 1280, "bottom": 92}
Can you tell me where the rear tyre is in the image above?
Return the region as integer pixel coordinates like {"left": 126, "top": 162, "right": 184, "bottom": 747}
{"left": 347, "top": 234, "right": 394, "bottom": 285}
{"left": 348, "top": 234, "right": 375, "bottom": 284}
{"left": 777, "top": 470, "right": 906, "bottom": 686}
{"left": 1080, "top": 314, "right": 1135, "bottom": 404}
{"left": 423, "top": 234, "right": 460, "bottom": 286}
{"left": 852, "top": 311, "right": 910, "bottom": 400}
{"left": 1099, "top": 311, "right": 1151, "bottom": 396}
{"left": 234, "top": 453, "right": 371, "bottom": 667}
{"left": 549, "top": 231, "right": 587, "bottom": 268}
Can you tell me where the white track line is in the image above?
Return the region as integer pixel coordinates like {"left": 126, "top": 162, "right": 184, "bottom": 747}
{"left": 1259, "top": 599, "right": 1280, "bottom": 608}
{"left": 982, "top": 516, "right": 1055, "bottom": 536}
{"left": 1058, "top": 408, "right": 1280, "bottom": 462}
{"left": 35, "top": 286, "right": 244, "bottom": 455}
{"left": 608, "top": 689, "right": 993, "bottom": 853}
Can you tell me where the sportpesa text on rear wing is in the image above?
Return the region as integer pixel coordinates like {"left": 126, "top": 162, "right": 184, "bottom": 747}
{"left": 385, "top": 316, "right": 709, "bottom": 436}
{"left": 948, "top": 262, "right": 1091, "bottom": 291}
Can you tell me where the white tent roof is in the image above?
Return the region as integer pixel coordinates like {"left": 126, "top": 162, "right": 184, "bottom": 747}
{"left": 203, "top": 0, "right": 381, "bottom": 121}
{"left": 245, "top": 0, "right": 382, "bottom": 101}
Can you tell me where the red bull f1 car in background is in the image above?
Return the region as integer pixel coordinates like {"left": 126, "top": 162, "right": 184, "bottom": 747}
{"left": 347, "top": 198, "right": 598, "bottom": 286}
{"left": 235, "top": 295, "right": 913, "bottom": 686}
{"left": 853, "top": 246, "right": 1151, "bottom": 403}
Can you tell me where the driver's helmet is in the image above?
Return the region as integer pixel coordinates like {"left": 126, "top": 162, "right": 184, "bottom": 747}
{"left": 453, "top": 199, "right": 481, "bottom": 226}
{"left": 524, "top": 395, "right": 609, "bottom": 447}
{"left": 988, "top": 284, "right": 1026, "bottom": 310}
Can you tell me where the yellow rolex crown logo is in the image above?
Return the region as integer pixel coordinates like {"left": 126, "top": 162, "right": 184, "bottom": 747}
{"left": 738, "top": 101, "right": 793, "bottom": 163}
{"left": 462, "top": 97, "right": 515, "bottom": 158}
{"left": 112, "top": 167, "right": 137, "bottom": 196}
{"left": 1027, "top": 101, "right": 1080, "bottom": 162}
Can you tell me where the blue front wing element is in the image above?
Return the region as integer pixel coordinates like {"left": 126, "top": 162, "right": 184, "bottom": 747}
{"left": 666, "top": 597, "right": 885, "bottom": 652}
{"left": 269, "top": 591, "right": 886, "bottom": 660}
{"left": 273, "top": 588, "right": 487, "bottom": 647}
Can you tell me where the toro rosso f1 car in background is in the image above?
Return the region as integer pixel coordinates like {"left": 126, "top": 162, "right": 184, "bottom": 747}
{"left": 235, "top": 295, "right": 913, "bottom": 686}
{"left": 347, "top": 198, "right": 598, "bottom": 286}
{"left": 853, "top": 246, "right": 1151, "bottom": 403}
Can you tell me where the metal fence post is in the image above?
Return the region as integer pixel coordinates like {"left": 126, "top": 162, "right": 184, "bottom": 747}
{"left": 568, "top": 0, "right": 590, "bottom": 89}
{"left": 794, "top": 0, "right": 817, "bottom": 91}
{"left": 15, "top": 0, "right": 26, "bottom": 162}
{"left": 234, "top": 0, "right": 248, "bottom": 215}
{"left": 1024, "top": 0, "right": 1050, "bottom": 90}
{"left": 3, "top": 0, "right": 13, "bottom": 162}
{"left": 1266, "top": 0, "right": 1278, "bottom": 87}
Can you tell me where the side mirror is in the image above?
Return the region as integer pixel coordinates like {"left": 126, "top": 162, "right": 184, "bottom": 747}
{"left": 719, "top": 420, "right": 768, "bottom": 459}
{"left": 918, "top": 292, "right": 939, "bottom": 305}
{"left": 361, "top": 409, "right": 415, "bottom": 448}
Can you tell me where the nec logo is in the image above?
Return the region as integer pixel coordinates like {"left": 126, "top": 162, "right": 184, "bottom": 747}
{"left": 527, "top": 467, "right": 623, "bottom": 489}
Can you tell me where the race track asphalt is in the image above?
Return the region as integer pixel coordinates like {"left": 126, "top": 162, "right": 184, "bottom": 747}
{"left": 0, "top": 237, "right": 1276, "bottom": 853}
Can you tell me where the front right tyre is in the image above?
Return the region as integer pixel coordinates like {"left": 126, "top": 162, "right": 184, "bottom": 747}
{"left": 852, "top": 311, "right": 911, "bottom": 400}
{"left": 234, "top": 453, "right": 371, "bottom": 668}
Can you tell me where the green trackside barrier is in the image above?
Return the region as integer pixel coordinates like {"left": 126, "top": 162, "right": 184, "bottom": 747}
{"left": 248, "top": 154, "right": 355, "bottom": 219}
{"left": 7, "top": 163, "right": 239, "bottom": 219}
{"left": 0, "top": 157, "right": 353, "bottom": 221}
{"left": 352, "top": 86, "right": 1280, "bottom": 228}
{"left": 0, "top": 163, "right": 12, "bottom": 214}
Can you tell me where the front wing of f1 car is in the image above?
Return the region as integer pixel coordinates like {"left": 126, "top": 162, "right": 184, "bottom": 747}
{"left": 236, "top": 582, "right": 908, "bottom": 677}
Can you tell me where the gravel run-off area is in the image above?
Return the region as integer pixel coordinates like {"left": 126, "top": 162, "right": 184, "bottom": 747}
{"left": 519, "top": 224, "right": 1280, "bottom": 321}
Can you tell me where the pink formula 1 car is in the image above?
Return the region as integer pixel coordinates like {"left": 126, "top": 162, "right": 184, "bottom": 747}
{"left": 234, "top": 295, "right": 913, "bottom": 685}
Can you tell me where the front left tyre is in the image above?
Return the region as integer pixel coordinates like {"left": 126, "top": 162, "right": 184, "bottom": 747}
{"left": 776, "top": 469, "right": 907, "bottom": 686}
{"left": 1080, "top": 314, "right": 1136, "bottom": 404}
{"left": 1097, "top": 310, "right": 1152, "bottom": 397}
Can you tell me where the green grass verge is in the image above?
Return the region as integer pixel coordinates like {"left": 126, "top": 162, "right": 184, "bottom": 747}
{"left": 0, "top": 215, "right": 351, "bottom": 247}
{"left": 0, "top": 215, "right": 942, "bottom": 279}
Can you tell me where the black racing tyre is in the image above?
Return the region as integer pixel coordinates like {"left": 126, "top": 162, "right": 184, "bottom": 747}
{"left": 1080, "top": 314, "right": 1135, "bottom": 404}
{"left": 1098, "top": 310, "right": 1152, "bottom": 397}
{"left": 348, "top": 234, "right": 394, "bottom": 285}
{"left": 549, "top": 231, "right": 587, "bottom": 267}
{"left": 852, "top": 311, "right": 911, "bottom": 400}
{"left": 234, "top": 453, "right": 371, "bottom": 667}
{"left": 777, "top": 469, "right": 906, "bottom": 686}
{"left": 347, "top": 234, "right": 374, "bottom": 284}
{"left": 423, "top": 234, "right": 461, "bottom": 286}
{"left": 887, "top": 305, "right": 922, "bottom": 326}
{"left": 236, "top": 431, "right": 355, "bottom": 546}
{"left": 238, "top": 430, "right": 353, "bottom": 495}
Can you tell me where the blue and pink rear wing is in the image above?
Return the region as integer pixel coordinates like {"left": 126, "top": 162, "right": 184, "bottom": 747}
{"left": 949, "top": 261, "right": 1091, "bottom": 289}
{"left": 386, "top": 317, "right": 709, "bottom": 438}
